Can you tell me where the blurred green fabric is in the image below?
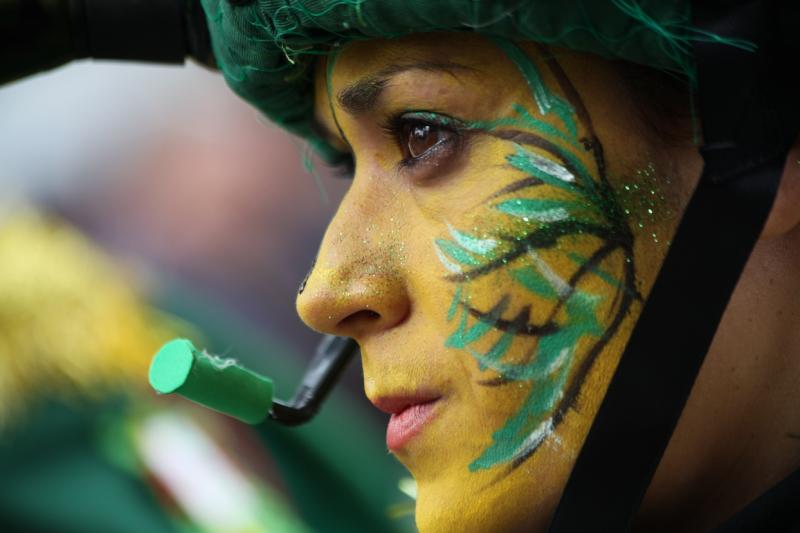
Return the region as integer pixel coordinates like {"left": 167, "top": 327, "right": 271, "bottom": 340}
{"left": 0, "top": 278, "right": 412, "bottom": 532}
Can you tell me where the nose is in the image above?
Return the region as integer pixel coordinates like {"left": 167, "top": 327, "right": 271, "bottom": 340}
{"left": 296, "top": 193, "right": 411, "bottom": 340}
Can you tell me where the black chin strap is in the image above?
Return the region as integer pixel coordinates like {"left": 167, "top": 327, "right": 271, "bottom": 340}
{"left": 548, "top": 2, "right": 799, "bottom": 531}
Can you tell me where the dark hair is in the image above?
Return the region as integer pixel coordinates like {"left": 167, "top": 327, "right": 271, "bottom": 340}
{"left": 617, "top": 61, "right": 695, "bottom": 145}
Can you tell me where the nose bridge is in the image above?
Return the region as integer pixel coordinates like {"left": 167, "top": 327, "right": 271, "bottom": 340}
{"left": 296, "top": 176, "right": 410, "bottom": 338}
{"left": 320, "top": 175, "right": 401, "bottom": 276}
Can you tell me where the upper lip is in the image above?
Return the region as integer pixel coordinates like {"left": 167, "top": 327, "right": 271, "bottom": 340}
{"left": 370, "top": 393, "right": 442, "bottom": 415}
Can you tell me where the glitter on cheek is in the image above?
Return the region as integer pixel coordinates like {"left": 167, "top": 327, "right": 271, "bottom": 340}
{"left": 349, "top": 214, "right": 410, "bottom": 289}
{"left": 616, "top": 162, "right": 674, "bottom": 245}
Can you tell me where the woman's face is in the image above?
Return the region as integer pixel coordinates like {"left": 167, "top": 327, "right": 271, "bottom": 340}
{"left": 298, "top": 34, "right": 697, "bottom": 531}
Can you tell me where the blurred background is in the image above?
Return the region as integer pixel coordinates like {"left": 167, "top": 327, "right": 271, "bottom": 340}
{"left": 0, "top": 60, "right": 413, "bottom": 532}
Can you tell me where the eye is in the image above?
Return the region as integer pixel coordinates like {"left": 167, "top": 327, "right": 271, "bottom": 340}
{"left": 385, "top": 112, "right": 465, "bottom": 173}
{"left": 402, "top": 121, "right": 452, "bottom": 158}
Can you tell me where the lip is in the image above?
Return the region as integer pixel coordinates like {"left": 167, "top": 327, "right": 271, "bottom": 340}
{"left": 372, "top": 394, "right": 443, "bottom": 451}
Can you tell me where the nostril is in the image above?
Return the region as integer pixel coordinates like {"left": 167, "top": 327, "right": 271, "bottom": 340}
{"left": 338, "top": 309, "right": 381, "bottom": 329}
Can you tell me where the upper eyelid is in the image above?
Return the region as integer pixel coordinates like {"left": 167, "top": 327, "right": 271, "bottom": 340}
{"left": 382, "top": 111, "right": 465, "bottom": 143}
{"left": 399, "top": 111, "right": 467, "bottom": 129}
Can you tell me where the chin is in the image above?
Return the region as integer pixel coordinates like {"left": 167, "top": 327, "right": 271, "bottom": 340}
{"left": 414, "top": 477, "right": 554, "bottom": 533}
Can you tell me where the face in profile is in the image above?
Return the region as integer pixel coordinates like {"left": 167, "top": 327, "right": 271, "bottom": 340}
{"left": 298, "top": 33, "right": 692, "bottom": 532}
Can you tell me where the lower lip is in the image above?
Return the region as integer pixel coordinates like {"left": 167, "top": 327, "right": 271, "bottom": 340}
{"left": 386, "top": 399, "right": 440, "bottom": 451}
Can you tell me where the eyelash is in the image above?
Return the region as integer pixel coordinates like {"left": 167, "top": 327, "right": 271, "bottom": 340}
{"left": 330, "top": 154, "right": 355, "bottom": 179}
{"left": 322, "top": 148, "right": 356, "bottom": 179}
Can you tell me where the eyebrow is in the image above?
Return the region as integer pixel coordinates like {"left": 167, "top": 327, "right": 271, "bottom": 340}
{"left": 336, "top": 60, "right": 476, "bottom": 116}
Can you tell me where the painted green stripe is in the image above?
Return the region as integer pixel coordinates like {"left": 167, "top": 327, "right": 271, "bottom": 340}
{"left": 510, "top": 266, "right": 558, "bottom": 299}
{"left": 494, "top": 198, "right": 575, "bottom": 221}
{"left": 447, "top": 285, "right": 463, "bottom": 322}
{"left": 447, "top": 297, "right": 509, "bottom": 349}
{"left": 470, "top": 357, "right": 570, "bottom": 470}
{"left": 435, "top": 239, "right": 482, "bottom": 266}
{"left": 449, "top": 226, "right": 498, "bottom": 256}
{"left": 446, "top": 300, "right": 471, "bottom": 349}
{"left": 567, "top": 251, "right": 625, "bottom": 292}
{"left": 489, "top": 36, "right": 555, "bottom": 117}
{"left": 471, "top": 330, "right": 515, "bottom": 371}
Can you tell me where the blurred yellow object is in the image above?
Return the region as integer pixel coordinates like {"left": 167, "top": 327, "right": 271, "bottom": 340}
{"left": 0, "top": 209, "right": 191, "bottom": 428}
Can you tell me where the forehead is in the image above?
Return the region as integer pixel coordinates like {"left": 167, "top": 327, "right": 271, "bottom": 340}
{"left": 326, "top": 33, "right": 510, "bottom": 76}
{"left": 311, "top": 33, "right": 638, "bottom": 162}
{"left": 312, "top": 33, "right": 541, "bottom": 144}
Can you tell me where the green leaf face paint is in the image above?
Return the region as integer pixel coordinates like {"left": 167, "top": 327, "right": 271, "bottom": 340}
{"left": 432, "top": 38, "right": 640, "bottom": 472}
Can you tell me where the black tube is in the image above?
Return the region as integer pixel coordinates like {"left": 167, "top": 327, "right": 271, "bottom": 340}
{"left": 269, "top": 336, "right": 359, "bottom": 426}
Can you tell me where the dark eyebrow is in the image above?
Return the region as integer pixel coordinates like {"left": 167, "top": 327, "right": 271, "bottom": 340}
{"left": 336, "top": 60, "right": 476, "bottom": 116}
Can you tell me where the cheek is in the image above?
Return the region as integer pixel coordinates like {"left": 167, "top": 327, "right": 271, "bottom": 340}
{"left": 420, "top": 131, "right": 643, "bottom": 474}
{"left": 409, "top": 137, "right": 513, "bottom": 221}
{"left": 445, "top": 230, "right": 636, "bottom": 414}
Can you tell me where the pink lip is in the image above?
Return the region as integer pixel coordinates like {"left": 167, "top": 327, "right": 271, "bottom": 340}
{"left": 372, "top": 395, "right": 442, "bottom": 451}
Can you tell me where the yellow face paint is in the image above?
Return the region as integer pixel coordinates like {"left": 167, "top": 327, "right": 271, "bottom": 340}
{"left": 299, "top": 33, "right": 683, "bottom": 532}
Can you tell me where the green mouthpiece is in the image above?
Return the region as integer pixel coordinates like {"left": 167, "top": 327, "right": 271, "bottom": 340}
{"left": 149, "top": 339, "right": 273, "bottom": 424}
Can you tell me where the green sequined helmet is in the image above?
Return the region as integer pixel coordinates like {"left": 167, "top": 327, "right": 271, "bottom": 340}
{"left": 199, "top": 0, "right": 748, "bottom": 161}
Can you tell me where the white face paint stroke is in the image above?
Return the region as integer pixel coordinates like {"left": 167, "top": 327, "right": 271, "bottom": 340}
{"left": 497, "top": 203, "right": 572, "bottom": 223}
{"left": 527, "top": 249, "right": 572, "bottom": 298}
{"left": 447, "top": 223, "right": 498, "bottom": 256}
{"left": 527, "top": 150, "right": 575, "bottom": 183}
{"left": 545, "top": 346, "right": 572, "bottom": 377}
{"left": 512, "top": 418, "right": 555, "bottom": 458}
{"left": 435, "top": 245, "right": 464, "bottom": 274}
{"left": 529, "top": 207, "right": 571, "bottom": 223}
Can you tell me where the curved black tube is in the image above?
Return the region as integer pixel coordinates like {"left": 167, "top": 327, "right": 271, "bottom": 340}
{"left": 269, "top": 335, "right": 359, "bottom": 426}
